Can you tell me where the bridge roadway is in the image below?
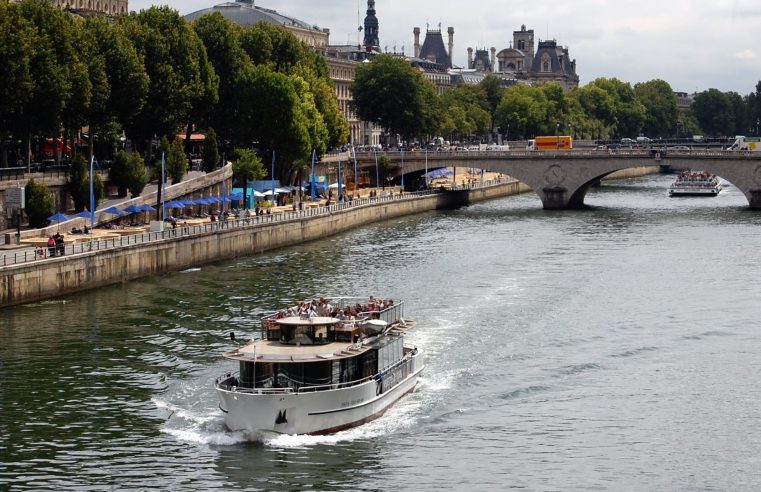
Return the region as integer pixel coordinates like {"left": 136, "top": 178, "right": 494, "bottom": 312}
{"left": 337, "top": 149, "right": 761, "bottom": 209}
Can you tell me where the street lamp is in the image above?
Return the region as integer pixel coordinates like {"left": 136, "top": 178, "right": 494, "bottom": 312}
{"left": 556, "top": 122, "right": 560, "bottom": 149}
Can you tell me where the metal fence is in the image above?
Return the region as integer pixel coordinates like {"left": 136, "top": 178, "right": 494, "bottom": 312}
{"left": 1, "top": 181, "right": 514, "bottom": 269}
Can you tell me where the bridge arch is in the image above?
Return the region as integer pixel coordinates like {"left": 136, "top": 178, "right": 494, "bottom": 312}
{"left": 350, "top": 151, "right": 761, "bottom": 210}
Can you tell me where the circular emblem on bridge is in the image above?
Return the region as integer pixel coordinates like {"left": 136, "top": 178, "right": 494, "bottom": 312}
{"left": 544, "top": 165, "right": 567, "bottom": 186}
{"left": 754, "top": 165, "right": 761, "bottom": 186}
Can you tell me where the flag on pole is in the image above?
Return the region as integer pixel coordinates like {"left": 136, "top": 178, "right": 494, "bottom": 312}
{"left": 161, "top": 152, "right": 166, "bottom": 222}
{"left": 310, "top": 149, "right": 316, "bottom": 201}
{"left": 89, "top": 156, "right": 96, "bottom": 230}
{"left": 271, "top": 151, "right": 276, "bottom": 205}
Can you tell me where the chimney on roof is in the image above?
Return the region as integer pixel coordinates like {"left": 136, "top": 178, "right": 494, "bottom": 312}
{"left": 447, "top": 27, "right": 454, "bottom": 68}
{"left": 467, "top": 47, "right": 473, "bottom": 69}
{"left": 413, "top": 27, "right": 421, "bottom": 58}
{"left": 490, "top": 47, "right": 496, "bottom": 71}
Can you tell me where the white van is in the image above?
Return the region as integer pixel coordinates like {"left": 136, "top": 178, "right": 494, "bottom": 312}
{"left": 486, "top": 144, "right": 510, "bottom": 151}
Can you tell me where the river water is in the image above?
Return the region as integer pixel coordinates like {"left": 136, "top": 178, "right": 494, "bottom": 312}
{"left": 2, "top": 174, "right": 761, "bottom": 491}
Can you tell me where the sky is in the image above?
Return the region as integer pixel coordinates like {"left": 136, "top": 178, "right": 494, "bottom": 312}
{"left": 129, "top": 0, "right": 761, "bottom": 95}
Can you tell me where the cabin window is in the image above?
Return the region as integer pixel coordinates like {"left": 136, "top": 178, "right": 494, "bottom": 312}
{"left": 275, "top": 361, "right": 332, "bottom": 388}
{"left": 280, "top": 324, "right": 333, "bottom": 345}
{"left": 339, "top": 357, "right": 361, "bottom": 383}
{"left": 361, "top": 351, "right": 378, "bottom": 378}
{"left": 240, "top": 361, "right": 255, "bottom": 388}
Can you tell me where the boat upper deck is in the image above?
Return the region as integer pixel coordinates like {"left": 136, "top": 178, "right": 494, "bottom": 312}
{"left": 223, "top": 338, "right": 371, "bottom": 363}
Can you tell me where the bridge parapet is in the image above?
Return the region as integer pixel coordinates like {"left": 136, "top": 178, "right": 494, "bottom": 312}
{"left": 342, "top": 150, "right": 761, "bottom": 209}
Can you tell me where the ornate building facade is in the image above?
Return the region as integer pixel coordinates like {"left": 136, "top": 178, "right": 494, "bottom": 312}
{"left": 10, "top": 0, "right": 128, "bottom": 17}
{"left": 487, "top": 25, "right": 579, "bottom": 90}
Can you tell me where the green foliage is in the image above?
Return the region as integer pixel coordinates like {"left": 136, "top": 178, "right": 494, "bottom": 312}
{"left": 109, "top": 150, "right": 130, "bottom": 197}
{"left": 67, "top": 154, "right": 89, "bottom": 211}
{"left": 25, "top": 178, "right": 55, "bottom": 228}
{"left": 0, "top": 2, "right": 35, "bottom": 137}
{"left": 351, "top": 54, "right": 439, "bottom": 140}
{"left": 166, "top": 137, "right": 188, "bottom": 183}
{"left": 692, "top": 89, "right": 736, "bottom": 136}
{"left": 202, "top": 128, "right": 220, "bottom": 173}
{"left": 634, "top": 79, "right": 679, "bottom": 137}
{"left": 232, "top": 148, "right": 266, "bottom": 183}
{"left": 119, "top": 6, "right": 217, "bottom": 149}
{"left": 439, "top": 84, "right": 490, "bottom": 138}
{"left": 126, "top": 151, "right": 149, "bottom": 198}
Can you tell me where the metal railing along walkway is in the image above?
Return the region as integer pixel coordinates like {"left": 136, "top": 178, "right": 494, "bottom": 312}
{"left": 0, "top": 179, "right": 513, "bottom": 268}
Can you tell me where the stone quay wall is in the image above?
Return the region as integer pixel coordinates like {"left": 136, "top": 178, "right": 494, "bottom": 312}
{"left": 0, "top": 180, "right": 529, "bottom": 308}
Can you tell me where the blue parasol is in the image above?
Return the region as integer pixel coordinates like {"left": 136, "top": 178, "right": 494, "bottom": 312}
{"left": 48, "top": 212, "right": 70, "bottom": 222}
{"left": 138, "top": 204, "right": 156, "bottom": 212}
{"left": 122, "top": 204, "right": 142, "bottom": 214}
{"left": 101, "top": 206, "right": 123, "bottom": 216}
{"left": 74, "top": 210, "right": 93, "bottom": 219}
{"left": 47, "top": 212, "right": 70, "bottom": 232}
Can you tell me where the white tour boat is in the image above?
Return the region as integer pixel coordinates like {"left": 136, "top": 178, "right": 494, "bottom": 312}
{"left": 669, "top": 171, "right": 722, "bottom": 197}
{"left": 215, "top": 297, "right": 424, "bottom": 435}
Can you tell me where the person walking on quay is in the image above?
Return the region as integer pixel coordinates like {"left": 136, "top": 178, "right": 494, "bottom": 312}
{"left": 54, "top": 233, "right": 65, "bottom": 256}
{"left": 47, "top": 236, "right": 56, "bottom": 257}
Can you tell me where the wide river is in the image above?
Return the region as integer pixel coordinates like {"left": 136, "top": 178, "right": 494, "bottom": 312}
{"left": 2, "top": 173, "right": 761, "bottom": 490}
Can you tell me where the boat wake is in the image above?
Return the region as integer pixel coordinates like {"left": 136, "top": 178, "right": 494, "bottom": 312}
{"left": 153, "top": 396, "right": 251, "bottom": 446}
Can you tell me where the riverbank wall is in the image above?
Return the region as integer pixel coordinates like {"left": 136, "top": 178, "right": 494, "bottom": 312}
{"left": 0, "top": 180, "right": 529, "bottom": 307}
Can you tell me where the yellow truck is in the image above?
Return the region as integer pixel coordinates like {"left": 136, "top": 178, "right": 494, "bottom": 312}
{"left": 527, "top": 136, "right": 573, "bottom": 151}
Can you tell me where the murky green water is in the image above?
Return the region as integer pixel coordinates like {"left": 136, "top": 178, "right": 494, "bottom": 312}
{"left": 2, "top": 174, "right": 761, "bottom": 490}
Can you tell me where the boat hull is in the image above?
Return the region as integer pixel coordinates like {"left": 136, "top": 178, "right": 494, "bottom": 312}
{"left": 217, "top": 351, "right": 424, "bottom": 435}
{"left": 669, "top": 187, "right": 721, "bottom": 197}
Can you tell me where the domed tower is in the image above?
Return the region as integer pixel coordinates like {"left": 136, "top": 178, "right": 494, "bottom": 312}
{"left": 363, "top": 0, "right": 380, "bottom": 52}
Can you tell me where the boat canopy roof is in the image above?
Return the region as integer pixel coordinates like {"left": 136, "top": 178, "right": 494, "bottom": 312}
{"left": 276, "top": 316, "right": 339, "bottom": 326}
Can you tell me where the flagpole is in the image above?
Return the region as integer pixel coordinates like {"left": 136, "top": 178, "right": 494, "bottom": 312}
{"left": 338, "top": 157, "right": 343, "bottom": 201}
{"left": 401, "top": 148, "right": 405, "bottom": 192}
{"left": 351, "top": 144, "right": 358, "bottom": 195}
{"left": 271, "top": 151, "right": 276, "bottom": 205}
{"left": 161, "top": 152, "right": 166, "bottom": 223}
{"left": 310, "top": 149, "right": 316, "bottom": 201}
{"left": 374, "top": 149, "right": 379, "bottom": 192}
{"left": 89, "top": 155, "right": 95, "bottom": 230}
{"left": 425, "top": 150, "right": 429, "bottom": 188}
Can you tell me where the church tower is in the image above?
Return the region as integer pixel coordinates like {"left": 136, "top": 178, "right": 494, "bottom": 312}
{"left": 363, "top": 0, "right": 379, "bottom": 52}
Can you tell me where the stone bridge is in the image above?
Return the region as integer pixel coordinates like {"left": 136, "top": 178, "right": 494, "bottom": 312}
{"left": 335, "top": 150, "right": 761, "bottom": 209}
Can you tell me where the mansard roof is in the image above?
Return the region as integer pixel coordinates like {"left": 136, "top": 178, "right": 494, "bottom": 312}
{"left": 419, "top": 30, "right": 450, "bottom": 69}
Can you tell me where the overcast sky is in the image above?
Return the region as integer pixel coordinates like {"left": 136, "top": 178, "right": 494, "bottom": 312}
{"left": 129, "top": 0, "right": 760, "bottom": 95}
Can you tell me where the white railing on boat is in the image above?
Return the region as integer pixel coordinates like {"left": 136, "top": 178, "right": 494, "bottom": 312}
{"left": 216, "top": 347, "right": 419, "bottom": 395}
{"left": 259, "top": 298, "right": 405, "bottom": 335}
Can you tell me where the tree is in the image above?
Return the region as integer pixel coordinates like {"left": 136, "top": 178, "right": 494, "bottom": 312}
{"left": 109, "top": 150, "right": 130, "bottom": 197}
{"left": 351, "top": 54, "right": 439, "bottom": 141}
{"left": 25, "top": 178, "right": 55, "bottom": 228}
{"left": 480, "top": 75, "right": 504, "bottom": 135}
{"left": 126, "top": 151, "right": 149, "bottom": 198}
{"left": 67, "top": 155, "right": 89, "bottom": 211}
{"left": 634, "top": 79, "right": 679, "bottom": 137}
{"left": 76, "top": 16, "right": 148, "bottom": 162}
{"left": 0, "top": 2, "right": 35, "bottom": 165}
{"left": 495, "top": 84, "right": 547, "bottom": 139}
{"left": 119, "top": 6, "right": 217, "bottom": 154}
{"left": 13, "top": 0, "right": 83, "bottom": 168}
{"left": 192, "top": 12, "right": 249, "bottom": 144}
{"left": 166, "top": 137, "right": 188, "bottom": 183}
{"left": 232, "top": 148, "right": 266, "bottom": 208}
{"left": 231, "top": 64, "right": 310, "bottom": 166}
{"left": 692, "top": 89, "right": 735, "bottom": 136}
{"left": 202, "top": 128, "right": 220, "bottom": 173}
